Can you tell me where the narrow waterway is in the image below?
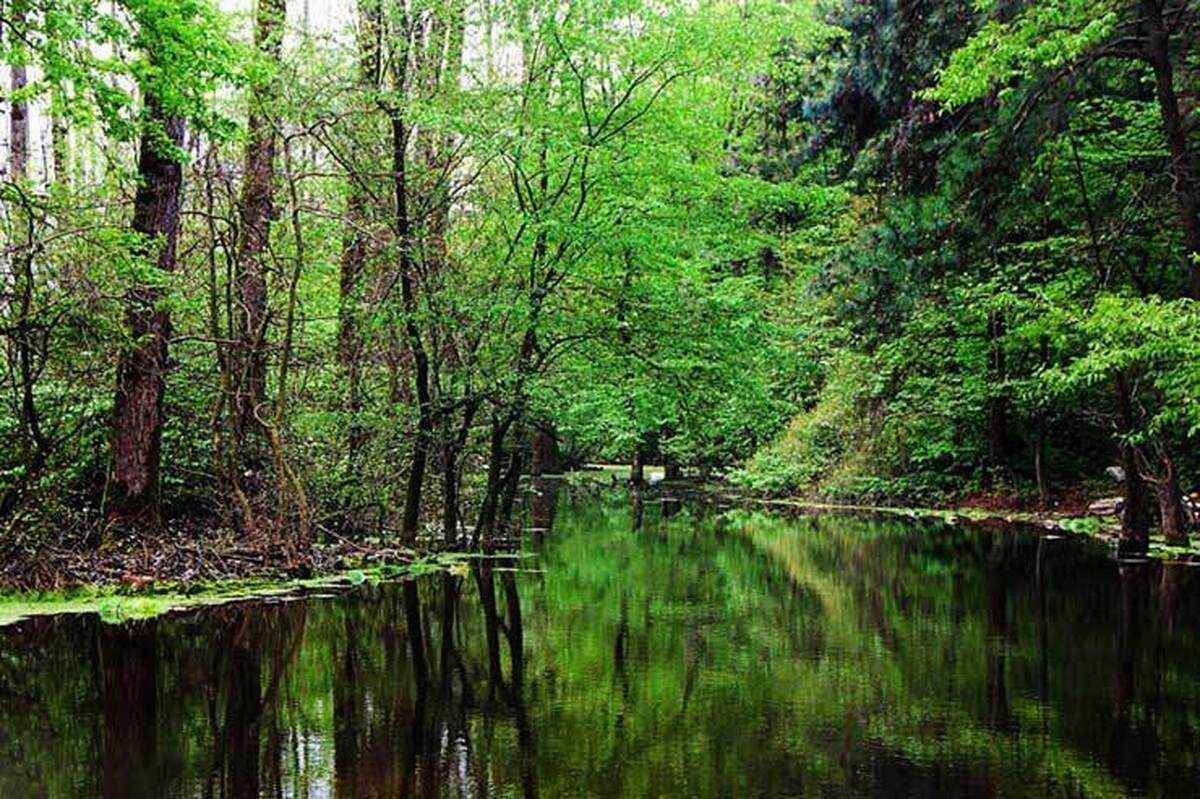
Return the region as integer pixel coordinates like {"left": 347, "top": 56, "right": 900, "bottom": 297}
{"left": 2, "top": 484, "right": 1199, "bottom": 797}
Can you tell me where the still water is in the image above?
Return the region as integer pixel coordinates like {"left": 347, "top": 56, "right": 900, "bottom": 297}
{"left": 2, "top": 485, "right": 1200, "bottom": 797}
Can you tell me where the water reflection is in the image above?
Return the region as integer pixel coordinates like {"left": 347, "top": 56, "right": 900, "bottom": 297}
{"left": 3, "top": 493, "right": 1200, "bottom": 797}
{"left": 98, "top": 621, "right": 158, "bottom": 798}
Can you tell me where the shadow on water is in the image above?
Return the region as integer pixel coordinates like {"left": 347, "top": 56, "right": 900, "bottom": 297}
{"left": 2, "top": 486, "right": 1200, "bottom": 796}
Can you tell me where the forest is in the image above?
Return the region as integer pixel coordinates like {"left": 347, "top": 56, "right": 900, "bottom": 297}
{"left": 2, "top": 0, "right": 1199, "bottom": 586}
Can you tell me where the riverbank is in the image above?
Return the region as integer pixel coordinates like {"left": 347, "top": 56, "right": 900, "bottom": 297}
{"left": 591, "top": 465, "right": 1200, "bottom": 560}
{"left": 735, "top": 494, "right": 1200, "bottom": 560}
{"left": 0, "top": 522, "right": 432, "bottom": 592}
{"left": 0, "top": 550, "right": 471, "bottom": 628}
{"left": 5, "top": 476, "right": 1195, "bottom": 628}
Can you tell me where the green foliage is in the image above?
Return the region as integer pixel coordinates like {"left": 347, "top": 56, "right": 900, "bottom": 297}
{"left": 3, "top": 0, "right": 1198, "bottom": 545}
{"left": 736, "top": 0, "right": 1200, "bottom": 509}
{"left": 1043, "top": 295, "right": 1200, "bottom": 439}
{"left": 928, "top": 0, "right": 1120, "bottom": 108}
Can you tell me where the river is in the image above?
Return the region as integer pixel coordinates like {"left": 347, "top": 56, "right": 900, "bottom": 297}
{"left": 2, "top": 483, "right": 1199, "bottom": 797}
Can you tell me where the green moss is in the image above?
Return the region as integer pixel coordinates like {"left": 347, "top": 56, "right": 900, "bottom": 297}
{"left": 0, "top": 553, "right": 472, "bottom": 628}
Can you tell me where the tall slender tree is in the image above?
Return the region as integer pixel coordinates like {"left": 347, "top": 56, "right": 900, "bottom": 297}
{"left": 234, "top": 0, "right": 287, "bottom": 461}
{"left": 338, "top": 0, "right": 382, "bottom": 466}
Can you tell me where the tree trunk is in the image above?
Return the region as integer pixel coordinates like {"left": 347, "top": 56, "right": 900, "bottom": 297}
{"left": 332, "top": 619, "right": 362, "bottom": 795}
{"left": 50, "top": 91, "right": 70, "bottom": 185}
{"left": 235, "top": 0, "right": 286, "bottom": 457}
{"left": 1108, "top": 563, "right": 1147, "bottom": 774}
{"left": 660, "top": 426, "right": 682, "bottom": 481}
{"left": 1155, "top": 455, "right": 1190, "bottom": 547}
{"left": 5, "top": 4, "right": 35, "bottom": 507}
{"left": 3, "top": 230, "right": 49, "bottom": 517}
{"left": 339, "top": 185, "right": 368, "bottom": 462}
{"left": 1142, "top": 0, "right": 1200, "bottom": 299}
{"left": 1034, "top": 414, "right": 1050, "bottom": 508}
{"left": 441, "top": 441, "right": 460, "bottom": 543}
{"left": 1114, "top": 374, "right": 1150, "bottom": 554}
{"left": 663, "top": 454, "right": 682, "bottom": 482}
{"left": 497, "top": 437, "right": 524, "bottom": 533}
{"left": 630, "top": 445, "right": 645, "bottom": 488}
{"left": 441, "top": 399, "right": 478, "bottom": 544}
{"left": 1034, "top": 337, "right": 1050, "bottom": 507}
{"left": 393, "top": 112, "right": 434, "bottom": 544}
{"left": 530, "top": 426, "right": 560, "bottom": 476}
{"left": 475, "top": 414, "right": 511, "bottom": 546}
{"left": 339, "top": 0, "right": 382, "bottom": 464}
{"left": 7, "top": 1, "right": 29, "bottom": 183}
{"left": 403, "top": 579, "right": 429, "bottom": 687}
{"left": 986, "top": 310, "right": 1009, "bottom": 476}
{"left": 0, "top": 160, "right": 47, "bottom": 519}
{"left": 108, "top": 103, "right": 185, "bottom": 532}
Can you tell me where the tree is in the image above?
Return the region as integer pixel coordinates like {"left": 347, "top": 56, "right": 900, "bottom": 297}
{"left": 106, "top": 0, "right": 237, "bottom": 531}
{"left": 232, "top": 0, "right": 288, "bottom": 467}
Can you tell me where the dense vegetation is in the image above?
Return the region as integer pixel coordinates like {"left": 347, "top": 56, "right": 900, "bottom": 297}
{"left": 2, "top": 0, "right": 1197, "bottom": 572}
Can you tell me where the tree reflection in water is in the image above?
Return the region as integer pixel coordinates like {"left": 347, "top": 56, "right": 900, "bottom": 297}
{"left": 3, "top": 490, "right": 1200, "bottom": 796}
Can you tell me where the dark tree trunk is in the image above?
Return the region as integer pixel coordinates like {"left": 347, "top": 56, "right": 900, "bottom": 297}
{"left": 630, "top": 444, "right": 646, "bottom": 488}
{"left": 1142, "top": 0, "right": 1200, "bottom": 299}
{"left": 529, "top": 426, "right": 561, "bottom": 476}
{"left": 109, "top": 102, "right": 185, "bottom": 531}
{"left": 1155, "top": 456, "right": 1190, "bottom": 547}
{"left": 497, "top": 439, "right": 524, "bottom": 533}
{"left": 475, "top": 414, "right": 511, "bottom": 545}
{"left": 986, "top": 311, "right": 1009, "bottom": 475}
{"left": 403, "top": 580, "right": 429, "bottom": 688}
{"left": 1, "top": 182, "right": 48, "bottom": 518}
{"left": 393, "top": 113, "right": 434, "bottom": 544}
{"left": 1159, "top": 562, "right": 1189, "bottom": 633}
{"left": 441, "top": 399, "right": 479, "bottom": 543}
{"left": 660, "top": 426, "right": 682, "bottom": 481}
{"left": 441, "top": 441, "right": 461, "bottom": 543}
{"left": 1034, "top": 338, "right": 1051, "bottom": 507}
{"left": 630, "top": 487, "right": 645, "bottom": 530}
{"left": 529, "top": 477, "right": 559, "bottom": 539}
{"left": 1115, "top": 374, "right": 1150, "bottom": 554}
{"left": 500, "top": 567, "right": 538, "bottom": 799}
{"left": 234, "top": 0, "right": 286, "bottom": 455}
